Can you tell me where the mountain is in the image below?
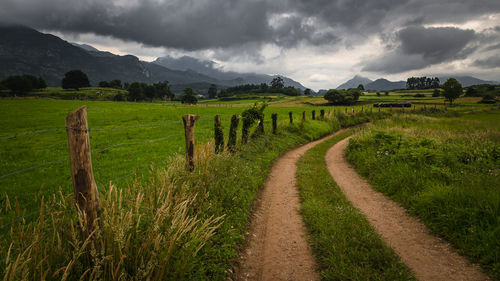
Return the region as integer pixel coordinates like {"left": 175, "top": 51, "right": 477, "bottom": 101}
{"left": 365, "top": 79, "right": 406, "bottom": 91}
{"left": 336, "top": 75, "right": 373, "bottom": 89}
{"left": 153, "top": 55, "right": 307, "bottom": 90}
{"left": 0, "top": 25, "right": 307, "bottom": 93}
{"left": 438, "top": 76, "right": 498, "bottom": 87}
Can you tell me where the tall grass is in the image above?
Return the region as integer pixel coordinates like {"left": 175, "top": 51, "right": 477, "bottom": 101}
{"left": 345, "top": 109, "right": 500, "bottom": 279}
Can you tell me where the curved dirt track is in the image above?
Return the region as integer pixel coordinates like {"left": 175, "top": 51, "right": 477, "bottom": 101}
{"left": 235, "top": 130, "right": 345, "bottom": 281}
{"left": 325, "top": 137, "right": 489, "bottom": 281}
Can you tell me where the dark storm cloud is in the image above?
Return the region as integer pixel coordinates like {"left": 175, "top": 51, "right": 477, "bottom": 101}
{"left": 363, "top": 26, "right": 477, "bottom": 73}
{"left": 0, "top": 0, "right": 273, "bottom": 50}
{"left": 0, "top": 0, "right": 499, "bottom": 72}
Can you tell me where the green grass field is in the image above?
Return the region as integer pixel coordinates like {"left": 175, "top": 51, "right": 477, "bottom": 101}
{"left": 0, "top": 98, "right": 347, "bottom": 225}
{"left": 345, "top": 108, "right": 500, "bottom": 278}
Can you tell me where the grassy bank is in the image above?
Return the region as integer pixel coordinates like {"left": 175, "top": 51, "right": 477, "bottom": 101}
{"left": 296, "top": 129, "right": 416, "bottom": 280}
{"left": 345, "top": 109, "right": 500, "bottom": 279}
{"left": 1, "top": 103, "right": 390, "bottom": 280}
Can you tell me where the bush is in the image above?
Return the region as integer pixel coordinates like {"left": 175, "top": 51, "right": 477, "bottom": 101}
{"left": 0, "top": 74, "right": 47, "bottom": 95}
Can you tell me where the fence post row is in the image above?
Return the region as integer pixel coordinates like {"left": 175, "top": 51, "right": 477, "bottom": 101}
{"left": 312, "top": 110, "right": 316, "bottom": 120}
{"left": 289, "top": 111, "right": 293, "bottom": 124}
{"left": 272, "top": 113, "right": 278, "bottom": 134}
{"left": 214, "top": 115, "right": 224, "bottom": 154}
{"left": 65, "top": 106, "right": 100, "bottom": 238}
{"left": 182, "top": 114, "right": 200, "bottom": 171}
{"left": 227, "top": 114, "right": 240, "bottom": 152}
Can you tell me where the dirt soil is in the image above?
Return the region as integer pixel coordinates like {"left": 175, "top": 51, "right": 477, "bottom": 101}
{"left": 234, "top": 131, "right": 346, "bottom": 281}
{"left": 325, "top": 137, "right": 490, "bottom": 281}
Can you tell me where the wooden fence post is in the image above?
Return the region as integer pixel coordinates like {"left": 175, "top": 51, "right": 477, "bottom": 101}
{"left": 214, "top": 115, "right": 224, "bottom": 154}
{"left": 351, "top": 108, "right": 354, "bottom": 114}
{"left": 320, "top": 109, "right": 325, "bottom": 119}
{"left": 312, "top": 110, "right": 316, "bottom": 120}
{"left": 272, "top": 113, "right": 278, "bottom": 134}
{"left": 227, "top": 114, "right": 240, "bottom": 152}
{"left": 65, "top": 106, "right": 99, "bottom": 238}
{"left": 182, "top": 114, "right": 200, "bottom": 171}
{"left": 302, "top": 111, "right": 306, "bottom": 121}
{"left": 289, "top": 111, "right": 293, "bottom": 124}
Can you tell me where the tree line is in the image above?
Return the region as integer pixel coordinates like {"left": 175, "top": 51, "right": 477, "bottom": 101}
{"left": 406, "top": 76, "right": 440, "bottom": 90}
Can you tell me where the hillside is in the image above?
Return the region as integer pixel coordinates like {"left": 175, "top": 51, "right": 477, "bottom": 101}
{"left": 0, "top": 25, "right": 307, "bottom": 93}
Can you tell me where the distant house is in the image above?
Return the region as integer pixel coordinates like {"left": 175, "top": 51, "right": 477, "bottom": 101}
{"left": 196, "top": 94, "right": 204, "bottom": 99}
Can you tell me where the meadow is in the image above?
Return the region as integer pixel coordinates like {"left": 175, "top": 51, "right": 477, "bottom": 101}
{"left": 346, "top": 108, "right": 500, "bottom": 278}
{"left": 0, "top": 91, "right": 497, "bottom": 280}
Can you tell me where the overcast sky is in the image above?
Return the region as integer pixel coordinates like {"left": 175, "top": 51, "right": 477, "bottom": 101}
{"left": 1, "top": 0, "right": 499, "bottom": 90}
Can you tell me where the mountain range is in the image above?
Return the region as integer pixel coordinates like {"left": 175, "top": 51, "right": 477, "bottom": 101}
{"left": 337, "top": 75, "right": 497, "bottom": 91}
{"left": 0, "top": 25, "right": 306, "bottom": 93}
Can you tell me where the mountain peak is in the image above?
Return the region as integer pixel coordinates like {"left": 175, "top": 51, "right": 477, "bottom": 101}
{"left": 336, "top": 75, "right": 373, "bottom": 89}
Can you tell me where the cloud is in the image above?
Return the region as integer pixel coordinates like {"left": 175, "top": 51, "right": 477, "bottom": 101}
{"left": 473, "top": 55, "right": 500, "bottom": 69}
{"left": 362, "top": 26, "right": 476, "bottom": 73}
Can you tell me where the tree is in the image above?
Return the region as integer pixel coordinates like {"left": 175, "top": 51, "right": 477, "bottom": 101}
{"left": 153, "top": 81, "right": 174, "bottom": 100}
{"left": 442, "top": 78, "right": 463, "bottom": 104}
{"left": 181, "top": 87, "right": 198, "bottom": 104}
{"left": 270, "top": 76, "right": 284, "bottom": 89}
{"left": 208, "top": 84, "right": 217, "bottom": 99}
{"left": 357, "top": 84, "right": 365, "bottom": 91}
{"left": 127, "top": 82, "right": 145, "bottom": 101}
{"left": 304, "top": 88, "right": 311, "bottom": 96}
{"left": 324, "top": 89, "right": 360, "bottom": 105}
{"left": 109, "top": 79, "right": 122, "bottom": 89}
{"left": 144, "top": 85, "right": 156, "bottom": 101}
{"left": 2, "top": 75, "right": 33, "bottom": 94}
{"left": 62, "top": 70, "right": 90, "bottom": 90}
{"left": 99, "top": 81, "right": 110, "bottom": 88}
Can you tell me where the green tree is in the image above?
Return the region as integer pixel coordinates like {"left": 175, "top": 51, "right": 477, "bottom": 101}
{"left": 127, "top": 82, "right": 145, "bottom": 101}
{"left": 357, "top": 84, "right": 365, "bottom": 91}
{"left": 181, "top": 87, "right": 198, "bottom": 104}
{"left": 144, "top": 85, "right": 157, "bottom": 101}
{"left": 62, "top": 70, "right": 90, "bottom": 90}
{"left": 324, "top": 89, "right": 360, "bottom": 105}
{"left": 208, "top": 84, "right": 217, "bottom": 99}
{"left": 304, "top": 88, "right": 311, "bottom": 96}
{"left": 99, "top": 81, "right": 110, "bottom": 88}
{"left": 109, "top": 79, "right": 122, "bottom": 89}
{"left": 2, "top": 75, "right": 33, "bottom": 94}
{"left": 270, "top": 76, "right": 284, "bottom": 89}
{"left": 153, "top": 81, "right": 174, "bottom": 100}
{"left": 442, "top": 78, "right": 463, "bottom": 104}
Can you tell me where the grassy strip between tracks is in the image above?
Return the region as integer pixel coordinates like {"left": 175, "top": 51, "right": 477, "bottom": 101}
{"left": 297, "top": 129, "right": 416, "bottom": 280}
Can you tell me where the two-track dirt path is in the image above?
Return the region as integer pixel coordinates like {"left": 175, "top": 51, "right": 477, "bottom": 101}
{"left": 235, "top": 131, "right": 346, "bottom": 281}
{"left": 325, "top": 137, "right": 489, "bottom": 281}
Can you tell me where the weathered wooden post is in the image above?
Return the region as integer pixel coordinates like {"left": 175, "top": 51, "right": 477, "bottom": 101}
{"left": 272, "top": 113, "right": 278, "bottom": 134}
{"left": 320, "top": 109, "right": 325, "bottom": 119}
{"left": 351, "top": 108, "right": 354, "bottom": 114}
{"left": 302, "top": 111, "right": 306, "bottom": 121}
{"left": 312, "top": 110, "right": 316, "bottom": 120}
{"left": 182, "top": 114, "right": 200, "bottom": 171}
{"left": 65, "top": 106, "right": 100, "bottom": 238}
{"left": 289, "top": 111, "right": 293, "bottom": 124}
{"left": 214, "top": 115, "right": 224, "bottom": 154}
{"left": 227, "top": 115, "right": 240, "bottom": 152}
{"left": 378, "top": 106, "right": 381, "bottom": 113}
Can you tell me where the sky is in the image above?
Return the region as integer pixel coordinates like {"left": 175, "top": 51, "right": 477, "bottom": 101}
{"left": 1, "top": 0, "right": 499, "bottom": 90}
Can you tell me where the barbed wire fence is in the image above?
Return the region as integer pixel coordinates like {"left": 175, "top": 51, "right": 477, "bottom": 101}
{"left": 0, "top": 109, "right": 219, "bottom": 230}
